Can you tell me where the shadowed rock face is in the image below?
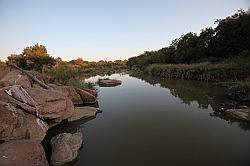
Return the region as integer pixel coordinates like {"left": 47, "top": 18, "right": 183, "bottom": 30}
{"left": 0, "top": 140, "right": 48, "bottom": 166}
{"left": 50, "top": 132, "right": 83, "bottom": 166}
{"left": 98, "top": 79, "right": 122, "bottom": 87}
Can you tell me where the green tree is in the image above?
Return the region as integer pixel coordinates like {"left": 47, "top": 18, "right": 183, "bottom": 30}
{"left": 7, "top": 44, "right": 55, "bottom": 71}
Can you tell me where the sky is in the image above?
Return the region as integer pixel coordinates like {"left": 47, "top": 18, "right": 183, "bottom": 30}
{"left": 0, "top": 0, "right": 249, "bottom": 61}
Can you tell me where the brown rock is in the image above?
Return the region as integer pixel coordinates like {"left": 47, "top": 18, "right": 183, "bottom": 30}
{"left": 0, "top": 101, "right": 48, "bottom": 142}
{"left": 68, "top": 106, "right": 101, "bottom": 122}
{"left": 0, "top": 140, "right": 48, "bottom": 166}
{"left": 82, "top": 88, "right": 98, "bottom": 98}
{"left": 0, "top": 70, "right": 31, "bottom": 89}
{"left": 98, "top": 79, "right": 122, "bottom": 87}
{"left": 53, "top": 98, "right": 75, "bottom": 123}
{"left": 25, "top": 112, "right": 49, "bottom": 141}
{"left": 51, "top": 132, "right": 82, "bottom": 166}
{"left": 0, "top": 85, "right": 77, "bottom": 122}
{"left": 2, "top": 85, "right": 37, "bottom": 107}
{"left": 54, "top": 86, "right": 98, "bottom": 104}
{"left": 75, "top": 88, "right": 96, "bottom": 103}
{"left": 53, "top": 86, "right": 83, "bottom": 105}
{"left": 0, "top": 101, "right": 27, "bottom": 141}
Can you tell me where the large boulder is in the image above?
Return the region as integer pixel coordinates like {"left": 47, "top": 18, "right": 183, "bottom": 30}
{"left": 53, "top": 98, "right": 75, "bottom": 123}
{"left": 68, "top": 106, "right": 101, "bottom": 122}
{"left": 53, "top": 86, "right": 83, "bottom": 105}
{"left": 0, "top": 101, "right": 27, "bottom": 141}
{"left": 0, "top": 140, "right": 48, "bottom": 166}
{"left": 25, "top": 112, "right": 49, "bottom": 141}
{"left": 50, "top": 132, "right": 83, "bottom": 166}
{"left": 50, "top": 85, "right": 97, "bottom": 105}
{"left": 0, "top": 101, "right": 48, "bottom": 142}
{"left": 0, "top": 85, "right": 75, "bottom": 122}
{"left": 26, "top": 87, "right": 68, "bottom": 120}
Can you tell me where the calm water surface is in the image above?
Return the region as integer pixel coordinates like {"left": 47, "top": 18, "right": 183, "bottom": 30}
{"left": 74, "top": 74, "right": 250, "bottom": 166}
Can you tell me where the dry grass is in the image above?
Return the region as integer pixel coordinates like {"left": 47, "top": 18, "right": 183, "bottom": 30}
{"left": 144, "top": 61, "right": 250, "bottom": 82}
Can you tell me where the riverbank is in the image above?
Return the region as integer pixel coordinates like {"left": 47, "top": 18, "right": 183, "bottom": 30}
{"left": 127, "top": 10, "right": 250, "bottom": 103}
{"left": 143, "top": 60, "right": 250, "bottom": 82}
{"left": 129, "top": 59, "right": 250, "bottom": 103}
{"left": 0, "top": 66, "right": 102, "bottom": 166}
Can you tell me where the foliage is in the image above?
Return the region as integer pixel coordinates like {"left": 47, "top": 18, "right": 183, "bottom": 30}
{"left": 7, "top": 44, "right": 55, "bottom": 71}
{"left": 42, "top": 64, "right": 77, "bottom": 85}
{"left": 127, "top": 10, "right": 250, "bottom": 69}
{"left": 42, "top": 64, "right": 95, "bottom": 89}
{"left": 144, "top": 58, "right": 250, "bottom": 82}
{"left": 216, "top": 80, "right": 250, "bottom": 101}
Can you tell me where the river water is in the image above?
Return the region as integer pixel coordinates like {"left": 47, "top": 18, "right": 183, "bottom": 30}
{"left": 73, "top": 73, "right": 250, "bottom": 166}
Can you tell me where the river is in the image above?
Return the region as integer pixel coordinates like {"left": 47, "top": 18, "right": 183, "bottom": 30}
{"left": 72, "top": 73, "right": 250, "bottom": 166}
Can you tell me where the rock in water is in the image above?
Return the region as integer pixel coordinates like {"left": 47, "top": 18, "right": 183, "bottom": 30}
{"left": 98, "top": 79, "right": 122, "bottom": 87}
{"left": 225, "top": 108, "right": 250, "bottom": 121}
{"left": 50, "top": 132, "right": 83, "bottom": 166}
{"left": 0, "top": 140, "right": 48, "bottom": 166}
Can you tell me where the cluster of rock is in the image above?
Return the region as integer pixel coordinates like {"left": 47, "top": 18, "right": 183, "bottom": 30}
{"left": 0, "top": 69, "right": 101, "bottom": 166}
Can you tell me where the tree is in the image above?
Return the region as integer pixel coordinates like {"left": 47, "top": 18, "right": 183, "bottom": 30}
{"left": 7, "top": 54, "right": 27, "bottom": 69}
{"left": 7, "top": 44, "right": 55, "bottom": 71}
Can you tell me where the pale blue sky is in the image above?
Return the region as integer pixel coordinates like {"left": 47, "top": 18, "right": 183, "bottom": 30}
{"left": 0, "top": 0, "right": 249, "bottom": 61}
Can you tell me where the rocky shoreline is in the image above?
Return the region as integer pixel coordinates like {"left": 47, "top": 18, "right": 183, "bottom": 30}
{"left": 0, "top": 68, "right": 101, "bottom": 166}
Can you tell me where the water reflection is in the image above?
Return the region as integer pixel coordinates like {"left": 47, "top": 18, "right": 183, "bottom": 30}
{"left": 74, "top": 73, "right": 250, "bottom": 166}
{"left": 130, "top": 73, "right": 250, "bottom": 130}
{"left": 43, "top": 73, "right": 250, "bottom": 166}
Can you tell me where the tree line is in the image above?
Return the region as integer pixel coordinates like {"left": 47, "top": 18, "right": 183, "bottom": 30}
{"left": 6, "top": 44, "right": 127, "bottom": 72}
{"left": 127, "top": 10, "right": 250, "bottom": 70}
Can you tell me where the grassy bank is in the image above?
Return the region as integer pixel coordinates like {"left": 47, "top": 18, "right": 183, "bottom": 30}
{"left": 127, "top": 10, "right": 250, "bottom": 99}
{"left": 144, "top": 60, "right": 250, "bottom": 82}
{"left": 42, "top": 64, "right": 127, "bottom": 89}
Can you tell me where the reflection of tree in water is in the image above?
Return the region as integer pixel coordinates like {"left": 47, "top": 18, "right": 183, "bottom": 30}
{"left": 130, "top": 73, "right": 250, "bottom": 130}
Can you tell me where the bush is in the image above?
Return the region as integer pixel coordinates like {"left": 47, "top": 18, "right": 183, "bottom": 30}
{"left": 144, "top": 62, "right": 250, "bottom": 82}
